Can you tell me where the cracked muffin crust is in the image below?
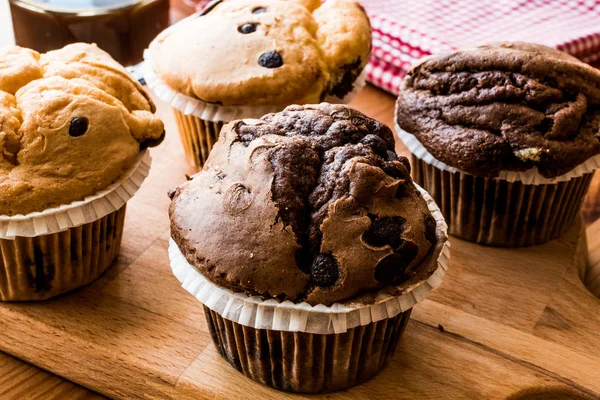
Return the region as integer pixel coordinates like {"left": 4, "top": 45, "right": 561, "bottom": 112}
{"left": 0, "top": 44, "right": 165, "bottom": 216}
{"left": 396, "top": 42, "right": 600, "bottom": 178}
{"left": 169, "top": 104, "right": 438, "bottom": 306}
{"left": 154, "top": 0, "right": 371, "bottom": 106}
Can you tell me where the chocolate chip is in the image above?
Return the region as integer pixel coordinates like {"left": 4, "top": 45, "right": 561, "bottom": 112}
{"left": 383, "top": 162, "right": 405, "bottom": 179}
{"left": 424, "top": 213, "right": 437, "bottom": 243}
{"left": 258, "top": 51, "right": 283, "bottom": 68}
{"left": 359, "top": 134, "right": 388, "bottom": 157}
{"left": 168, "top": 187, "right": 180, "bottom": 200}
{"left": 374, "top": 254, "right": 405, "bottom": 283}
{"left": 538, "top": 117, "right": 554, "bottom": 134}
{"left": 69, "top": 117, "right": 88, "bottom": 137}
{"left": 238, "top": 23, "right": 258, "bottom": 34}
{"left": 311, "top": 254, "right": 339, "bottom": 287}
{"left": 140, "top": 130, "right": 166, "bottom": 149}
{"left": 399, "top": 240, "right": 419, "bottom": 260}
{"left": 252, "top": 7, "right": 267, "bottom": 14}
{"left": 363, "top": 215, "right": 407, "bottom": 249}
{"left": 374, "top": 242, "right": 419, "bottom": 283}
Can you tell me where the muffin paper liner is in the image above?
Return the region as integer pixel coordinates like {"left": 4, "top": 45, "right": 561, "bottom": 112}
{"left": 173, "top": 110, "right": 224, "bottom": 168}
{"left": 168, "top": 185, "right": 450, "bottom": 335}
{"left": 204, "top": 305, "right": 412, "bottom": 393}
{"left": 0, "top": 206, "right": 126, "bottom": 301}
{"left": 0, "top": 150, "right": 151, "bottom": 239}
{"left": 395, "top": 123, "right": 600, "bottom": 185}
{"left": 411, "top": 155, "right": 594, "bottom": 247}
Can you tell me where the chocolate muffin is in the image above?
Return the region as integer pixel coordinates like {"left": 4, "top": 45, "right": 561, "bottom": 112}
{"left": 396, "top": 42, "right": 600, "bottom": 246}
{"left": 170, "top": 103, "right": 437, "bottom": 306}
{"left": 169, "top": 104, "right": 449, "bottom": 393}
{"left": 144, "top": 0, "right": 372, "bottom": 168}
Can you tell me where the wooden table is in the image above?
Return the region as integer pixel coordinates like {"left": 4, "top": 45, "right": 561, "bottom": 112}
{"left": 1, "top": 2, "right": 600, "bottom": 399}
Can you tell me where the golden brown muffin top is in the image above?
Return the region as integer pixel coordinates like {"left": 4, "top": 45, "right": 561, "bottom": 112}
{"left": 169, "top": 104, "right": 438, "bottom": 306}
{"left": 153, "top": 0, "right": 371, "bottom": 107}
{"left": 0, "top": 44, "right": 165, "bottom": 216}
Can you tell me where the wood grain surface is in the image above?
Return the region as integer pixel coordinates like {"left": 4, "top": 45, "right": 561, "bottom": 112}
{"left": 0, "top": 84, "right": 599, "bottom": 400}
{"left": 1, "top": 2, "right": 600, "bottom": 399}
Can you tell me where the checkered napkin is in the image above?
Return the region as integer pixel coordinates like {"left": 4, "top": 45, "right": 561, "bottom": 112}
{"left": 363, "top": 0, "right": 600, "bottom": 94}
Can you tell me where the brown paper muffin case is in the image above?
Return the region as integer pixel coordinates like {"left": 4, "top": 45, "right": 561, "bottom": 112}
{"left": 173, "top": 109, "right": 223, "bottom": 168}
{"left": 412, "top": 155, "right": 594, "bottom": 247}
{"left": 205, "top": 305, "right": 412, "bottom": 393}
{"left": 0, "top": 205, "right": 126, "bottom": 301}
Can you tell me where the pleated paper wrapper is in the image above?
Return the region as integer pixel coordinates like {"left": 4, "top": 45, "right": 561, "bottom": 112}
{"left": 203, "top": 304, "right": 413, "bottom": 392}
{"left": 169, "top": 186, "right": 450, "bottom": 335}
{"left": 395, "top": 124, "right": 597, "bottom": 246}
{"left": 0, "top": 150, "right": 151, "bottom": 240}
{"left": 395, "top": 123, "right": 600, "bottom": 185}
{"left": 0, "top": 150, "right": 151, "bottom": 300}
{"left": 143, "top": 13, "right": 366, "bottom": 168}
{"left": 0, "top": 207, "right": 128, "bottom": 301}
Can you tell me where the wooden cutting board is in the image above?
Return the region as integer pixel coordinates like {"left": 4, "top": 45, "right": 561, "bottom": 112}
{"left": 0, "top": 87, "right": 599, "bottom": 400}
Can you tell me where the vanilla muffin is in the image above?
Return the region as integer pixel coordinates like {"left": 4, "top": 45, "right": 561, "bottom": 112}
{"left": 0, "top": 43, "right": 164, "bottom": 301}
{"left": 169, "top": 104, "right": 448, "bottom": 392}
{"left": 396, "top": 42, "right": 600, "bottom": 246}
{"left": 145, "top": 0, "right": 371, "bottom": 167}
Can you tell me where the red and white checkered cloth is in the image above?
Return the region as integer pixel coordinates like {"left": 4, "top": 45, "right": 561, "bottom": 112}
{"left": 195, "top": 0, "right": 600, "bottom": 95}
{"left": 363, "top": 0, "right": 600, "bottom": 94}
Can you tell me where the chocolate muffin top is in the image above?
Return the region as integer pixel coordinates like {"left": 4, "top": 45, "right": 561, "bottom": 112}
{"left": 153, "top": 0, "right": 371, "bottom": 106}
{"left": 396, "top": 42, "right": 600, "bottom": 178}
{"left": 0, "top": 44, "right": 164, "bottom": 216}
{"left": 169, "top": 104, "right": 439, "bottom": 306}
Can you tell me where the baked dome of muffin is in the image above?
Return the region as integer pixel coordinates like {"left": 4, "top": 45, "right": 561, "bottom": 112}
{"left": 154, "top": 0, "right": 371, "bottom": 107}
{"left": 169, "top": 104, "right": 438, "bottom": 306}
{"left": 0, "top": 44, "right": 165, "bottom": 216}
{"left": 396, "top": 42, "right": 600, "bottom": 178}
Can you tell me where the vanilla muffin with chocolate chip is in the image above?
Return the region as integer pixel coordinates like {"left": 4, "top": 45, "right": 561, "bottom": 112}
{"left": 145, "top": 0, "right": 371, "bottom": 168}
{"left": 0, "top": 43, "right": 164, "bottom": 216}
{"left": 0, "top": 43, "right": 164, "bottom": 301}
{"left": 169, "top": 104, "right": 447, "bottom": 392}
